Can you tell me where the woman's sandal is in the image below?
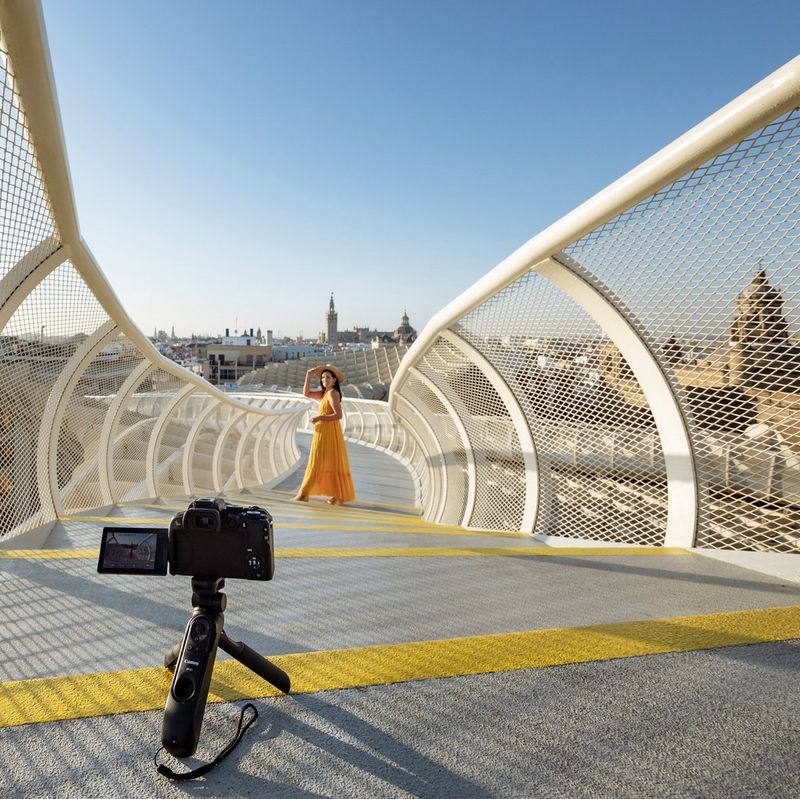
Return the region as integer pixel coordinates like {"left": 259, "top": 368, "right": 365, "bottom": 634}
{"left": 327, "top": 497, "right": 340, "bottom": 505}
{"left": 293, "top": 494, "right": 309, "bottom": 502}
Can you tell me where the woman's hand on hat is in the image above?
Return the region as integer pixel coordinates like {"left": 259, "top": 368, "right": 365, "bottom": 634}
{"left": 306, "top": 368, "right": 317, "bottom": 375}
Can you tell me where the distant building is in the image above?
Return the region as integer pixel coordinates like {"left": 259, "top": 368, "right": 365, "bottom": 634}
{"left": 320, "top": 298, "right": 416, "bottom": 348}
{"left": 326, "top": 294, "right": 338, "bottom": 345}
{"left": 205, "top": 327, "right": 271, "bottom": 385}
{"left": 394, "top": 309, "right": 416, "bottom": 344}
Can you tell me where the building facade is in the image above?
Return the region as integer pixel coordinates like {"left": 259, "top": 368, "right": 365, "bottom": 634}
{"left": 205, "top": 328, "right": 272, "bottom": 385}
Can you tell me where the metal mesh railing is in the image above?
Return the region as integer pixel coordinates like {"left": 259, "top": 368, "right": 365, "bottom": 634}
{"left": 0, "top": 39, "right": 58, "bottom": 279}
{"left": 0, "top": 10, "right": 309, "bottom": 543}
{"left": 563, "top": 110, "right": 800, "bottom": 552}
{"left": 455, "top": 276, "right": 668, "bottom": 544}
{"left": 391, "top": 58, "right": 800, "bottom": 556}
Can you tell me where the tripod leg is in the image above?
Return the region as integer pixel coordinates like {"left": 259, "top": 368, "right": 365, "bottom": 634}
{"left": 219, "top": 631, "right": 291, "bottom": 693}
{"left": 164, "top": 640, "right": 182, "bottom": 671}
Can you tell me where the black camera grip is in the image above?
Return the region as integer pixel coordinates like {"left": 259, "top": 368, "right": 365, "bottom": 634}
{"left": 161, "top": 610, "right": 223, "bottom": 757}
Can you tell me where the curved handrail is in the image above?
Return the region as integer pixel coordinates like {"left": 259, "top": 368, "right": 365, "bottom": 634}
{"left": 0, "top": 3, "right": 309, "bottom": 542}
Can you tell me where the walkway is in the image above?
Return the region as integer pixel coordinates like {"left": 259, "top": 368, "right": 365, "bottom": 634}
{"left": 1, "top": 441, "right": 799, "bottom": 797}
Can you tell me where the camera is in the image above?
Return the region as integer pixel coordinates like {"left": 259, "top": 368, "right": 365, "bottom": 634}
{"left": 96, "top": 498, "right": 287, "bottom": 763}
{"left": 97, "top": 498, "right": 274, "bottom": 581}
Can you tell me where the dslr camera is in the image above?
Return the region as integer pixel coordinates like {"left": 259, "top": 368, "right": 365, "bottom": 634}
{"left": 97, "top": 498, "right": 274, "bottom": 580}
{"left": 96, "top": 498, "right": 286, "bottom": 763}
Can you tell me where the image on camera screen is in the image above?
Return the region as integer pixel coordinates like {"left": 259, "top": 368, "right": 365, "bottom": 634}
{"left": 98, "top": 527, "right": 167, "bottom": 575}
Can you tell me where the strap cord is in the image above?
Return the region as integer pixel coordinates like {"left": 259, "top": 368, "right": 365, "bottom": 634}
{"left": 155, "top": 702, "right": 259, "bottom": 781}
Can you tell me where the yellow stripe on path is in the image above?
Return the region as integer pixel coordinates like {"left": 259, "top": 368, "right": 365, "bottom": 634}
{"left": 0, "top": 546, "right": 690, "bottom": 560}
{"left": 60, "top": 517, "right": 170, "bottom": 524}
{"left": 277, "top": 546, "right": 691, "bottom": 558}
{"left": 0, "top": 549, "right": 98, "bottom": 560}
{"left": 1, "top": 605, "right": 797, "bottom": 729}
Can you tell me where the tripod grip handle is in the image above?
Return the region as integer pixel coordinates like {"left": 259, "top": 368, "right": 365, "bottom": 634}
{"left": 162, "top": 611, "right": 223, "bottom": 757}
{"left": 219, "top": 632, "right": 291, "bottom": 693}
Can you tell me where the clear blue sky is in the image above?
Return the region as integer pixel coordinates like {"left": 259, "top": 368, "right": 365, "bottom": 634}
{"left": 41, "top": 0, "right": 799, "bottom": 340}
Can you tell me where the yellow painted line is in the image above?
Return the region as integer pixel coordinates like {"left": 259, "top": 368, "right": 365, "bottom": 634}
{"left": 275, "top": 522, "right": 530, "bottom": 539}
{"left": 59, "top": 514, "right": 538, "bottom": 540}
{"left": 295, "top": 512, "right": 531, "bottom": 538}
{"left": 1, "top": 605, "right": 798, "bottom": 729}
{"left": 276, "top": 546, "right": 692, "bottom": 558}
{"left": 0, "top": 546, "right": 691, "bottom": 561}
{"left": 68, "top": 500, "right": 531, "bottom": 541}
{"left": 0, "top": 549, "right": 98, "bottom": 560}
{"left": 116, "top": 504, "right": 186, "bottom": 512}
{"left": 61, "top": 517, "right": 171, "bottom": 524}
{"left": 256, "top": 491, "right": 420, "bottom": 514}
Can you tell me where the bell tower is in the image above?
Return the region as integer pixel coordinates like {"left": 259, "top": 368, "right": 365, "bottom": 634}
{"left": 326, "top": 293, "right": 338, "bottom": 345}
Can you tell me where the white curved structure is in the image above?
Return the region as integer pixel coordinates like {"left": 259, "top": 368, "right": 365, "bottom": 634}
{"left": 0, "top": 3, "right": 309, "bottom": 544}
{"left": 390, "top": 56, "right": 800, "bottom": 558}
{"left": 2, "top": 2, "right": 799, "bottom": 567}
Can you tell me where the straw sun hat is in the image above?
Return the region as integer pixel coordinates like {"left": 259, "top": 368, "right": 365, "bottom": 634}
{"left": 313, "top": 363, "right": 346, "bottom": 384}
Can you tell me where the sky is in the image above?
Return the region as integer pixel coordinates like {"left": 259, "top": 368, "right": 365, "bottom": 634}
{"left": 39, "top": 0, "right": 800, "bottom": 341}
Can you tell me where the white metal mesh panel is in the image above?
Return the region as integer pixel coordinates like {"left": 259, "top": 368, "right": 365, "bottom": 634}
{"left": 189, "top": 405, "right": 226, "bottom": 493}
{"left": 0, "top": 16, "right": 310, "bottom": 532}
{"left": 154, "top": 392, "right": 199, "bottom": 499}
{"left": 457, "top": 272, "right": 669, "bottom": 545}
{"left": 256, "top": 418, "right": 276, "bottom": 484}
{"left": 376, "top": 411, "right": 393, "bottom": 449}
{"left": 0, "top": 261, "right": 110, "bottom": 533}
{"left": 220, "top": 414, "right": 247, "bottom": 491}
{"left": 395, "top": 395, "right": 435, "bottom": 518}
{"left": 565, "top": 109, "right": 800, "bottom": 552}
{"left": 59, "top": 335, "right": 144, "bottom": 511}
{"left": 417, "top": 338, "right": 526, "bottom": 531}
{"left": 0, "top": 42, "right": 59, "bottom": 279}
{"left": 274, "top": 411, "right": 299, "bottom": 475}
{"left": 238, "top": 418, "right": 264, "bottom": 486}
{"left": 111, "top": 370, "right": 184, "bottom": 500}
{"left": 403, "top": 373, "right": 467, "bottom": 524}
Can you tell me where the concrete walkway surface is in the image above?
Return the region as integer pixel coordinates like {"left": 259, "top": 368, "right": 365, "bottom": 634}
{"left": 1, "top": 440, "right": 799, "bottom": 798}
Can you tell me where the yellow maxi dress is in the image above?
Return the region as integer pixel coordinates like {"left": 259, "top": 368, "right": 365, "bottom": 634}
{"left": 298, "top": 391, "right": 356, "bottom": 501}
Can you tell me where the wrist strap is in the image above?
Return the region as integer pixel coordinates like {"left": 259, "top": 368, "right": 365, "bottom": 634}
{"left": 155, "top": 703, "right": 259, "bottom": 781}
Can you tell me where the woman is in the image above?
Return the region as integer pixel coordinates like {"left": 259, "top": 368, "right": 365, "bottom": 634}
{"left": 293, "top": 364, "right": 356, "bottom": 505}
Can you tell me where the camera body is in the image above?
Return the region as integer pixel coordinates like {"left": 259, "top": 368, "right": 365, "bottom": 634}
{"left": 169, "top": 498, "right": 274, "bottom": 580}
{"left": 97, "top": 498, "right": 274, "bottom": 581}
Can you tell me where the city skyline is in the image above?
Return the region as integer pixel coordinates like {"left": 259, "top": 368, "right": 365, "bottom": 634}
{"left": 147, "top": 295, "right": 415, "bottom": 341}
{"left": 40, "top": 1, "right": 800, "bottom": 340}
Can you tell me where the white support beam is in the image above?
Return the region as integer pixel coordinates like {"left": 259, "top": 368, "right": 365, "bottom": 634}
{"left": 370, "top": 407, "right": 382, "bottom": 447}
{"left": 145, "top": 384, "right": 196, "bottom": 497}
{"left": 250, "top": 418, "right": 273, "bottom": 486}
{"left": 542, "top": 254, "right": 697, "bottom": 547}
{"left": 273, "top": 411, "right": 300, "bottom": 476}
{"left": 182, "top": 400, "right": 221, "bottom": 496}
{"left": 439, "top": 329, "right": 541, "bottom": 533}
{"left": 395, "top": 394, "right": 446, "bottom": 523}
{"left": 212, "top": 410, "right": 246, "bottom": 493}
{"left": 409, "top": 366, "right": 476, "bottom": 528}
{"left": 36, "top": 320, "right": 119, "bottom": 518}
{"left": 0, "top": 239, "right": 68, "bottom": 331}
{"left": 235, "top": 414, "right": 264, "bottom": 489}
{"left": 97, "top": 361, "right": 154, "bottom": 505}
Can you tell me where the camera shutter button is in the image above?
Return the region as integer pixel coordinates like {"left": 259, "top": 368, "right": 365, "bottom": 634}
{"left": 191, "top": 618, "right": 210, "bottom": 641}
